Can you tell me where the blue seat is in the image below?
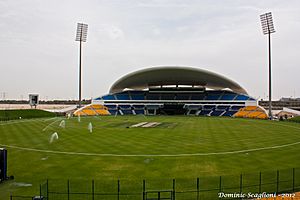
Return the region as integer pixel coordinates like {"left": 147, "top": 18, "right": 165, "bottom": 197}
{"left": 235, "top": 95, "right": 249, "bottom": 100}
{"left": 146, "top": 94, "right": 160, "bottom": 100}
{"left": 176, "top": 94, "right": 190, "bottom": 100}
{"left": 161, "top": 94, "right": 175, "bottom": 100}
{"left": 230, "top": 106, "right": 243, "bottom": 111}
{"left": 199, "top": 110, "right": 211, "bottom": 116}
{"left": 190, "top": 94, "right": 205, "bottom": 100}
{"left": 222, "top": 110, "right": 237, "bottom": 116}
{"left": 131, "top": 95, "right": 145, "bottom": 100}
{"left": 134, "top": 109, "right": 145, "bottom": 115}
{"left": 105, "top": 105, "right": 117, "bottom": 109}
{"left": 115, "top": 94, "right": 130, "bottom": 100}
{"left": 119, "top": 105, "right": 131, "bottom": 110}
{"left": 102, "top": 95, "right": 116, "bottom": 100}
{"left": 220, "top": 94, "right": 236, "bottom": 100}
{"left": 206, "top": 95, "right": 221, "bottom": 100}
{"left": 203, "top": 105, "right": 216, "bottom": 110}
{"left": 121, "top": 110, "right": 133, "bottom": 115}
{"left": 108, "top": 109, "right": 118, "bottom": 115}
{"left": 217, "top": 105, "right": 230, "bottom": 110}
{"left": 210, "top": 110, "right": 224, "bottom": 116}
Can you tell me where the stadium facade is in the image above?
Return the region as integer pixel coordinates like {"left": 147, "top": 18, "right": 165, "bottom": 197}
{"left": 75, "top": 66, "right": 268, "bottom": 119}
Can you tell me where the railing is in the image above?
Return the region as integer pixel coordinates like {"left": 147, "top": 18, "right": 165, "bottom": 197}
{"left": 10, "top": 167, "right": 300, "bottom": 200}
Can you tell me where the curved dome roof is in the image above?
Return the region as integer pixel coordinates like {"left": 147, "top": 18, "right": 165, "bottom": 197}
{"left": 109, "top": 66, "right": 248, "bottom": 94}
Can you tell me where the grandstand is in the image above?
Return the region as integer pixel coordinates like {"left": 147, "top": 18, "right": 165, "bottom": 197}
{"left": 234, "top": 106, "right": 268, "bottom": 119}
{"left": 74, "top": 104, "right": 110, "bottom": 116}
{"left": 78, "top": 66, "right": 267, "bottom": 119}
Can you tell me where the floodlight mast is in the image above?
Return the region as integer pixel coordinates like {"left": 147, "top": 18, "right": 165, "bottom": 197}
{"left": 260, "top": 12, "right": 275, "bottom": 120}
{"left": 75, "top": 23, "right": 88, "bottom": 108}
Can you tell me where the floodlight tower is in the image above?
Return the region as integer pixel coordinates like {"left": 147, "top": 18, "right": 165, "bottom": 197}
{"left": 75, "top": 23, "right": 88, "bottom": 108}
{"left": 260, "top": 12, "right": 275, "bottom": 120}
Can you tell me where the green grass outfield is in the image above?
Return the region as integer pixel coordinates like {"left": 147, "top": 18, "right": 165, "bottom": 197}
{"left": 0, "top": 109, "right": 56, "bottom": 121}
{"left": 1, "top": 115, "right": 300, "bottom": 199}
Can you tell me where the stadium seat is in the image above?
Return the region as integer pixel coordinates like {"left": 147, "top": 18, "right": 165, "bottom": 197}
{"left": 222, "top": 110, "right": 237, "bottom": 117}
{"left": 217, "top": 105, "right": 230, "bottom": 110}
{"left": 206, "top": 95, "right": 221, "bottom": 100}
{"left": 74, "top": 104, "right": 110, "bottom": 116}
{"left": 118, "top": 105, "right": 131, "bottom": 110}
{"left": 105, "top": 105, "right": 117, "bottom": 109}
{"left": 132, "top": 105, "right": 145, "bottom": 109}
{"left": 230, "top": 105, "right": 244, "bottom": 111}
{"left": 210, "top": 110, "right": 224, "bottom": 116}
{"left": 235, "top": 95, "right": 249, "bottom": 100}
{"left": 108, "top": 109, "right": 118, "bottom": 115}
{"left": 102, "top": 95, "right": 116, "bottom": 100}
{"left": 233, "top": 106, "right": 268, "bottom": 119}
{"left": 190, "top": 94, "right": 206, "bottom": 100}
{"left": 146, "top": 94, "right": 160, "bottom": 100}
{"left": 220, "top": 94, "right": 236, "bottom": 100}
{"left": 134, "top": 109, "right": 145, "bottom": 115}
{"left": 203, "top": 105, "right": 216, "bottom": 110}
{"left": 199, "top": 110, "right": 212, "bottom": 116}
{"left": 161, "top": 93, "right": 175, "bottom": 100}
{"left": 121, "top": 109, "right": 133, "bottom": 115}
{"left": 176, "top": 94, "right": 190, "bottom": 100}
{"left": 115, "top": 93, "right": 130, "bottom": 100}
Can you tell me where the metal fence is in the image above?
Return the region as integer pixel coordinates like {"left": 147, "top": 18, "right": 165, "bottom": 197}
{"left": 10, "top": 167, "right": 300, "bottom": 200}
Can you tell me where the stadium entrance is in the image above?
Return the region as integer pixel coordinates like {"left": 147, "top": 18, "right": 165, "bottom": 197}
{"left": 158, "top": 103, "right": 186, "bottom": 115}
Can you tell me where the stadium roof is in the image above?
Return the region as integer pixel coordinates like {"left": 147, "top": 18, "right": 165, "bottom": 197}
{"left": 109, "top": 66, "right": 248, "bottom": 94}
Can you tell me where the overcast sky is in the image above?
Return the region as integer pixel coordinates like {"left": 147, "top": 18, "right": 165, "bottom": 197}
{"left": 0, "top": 0, "right": 299, "bottom": 100}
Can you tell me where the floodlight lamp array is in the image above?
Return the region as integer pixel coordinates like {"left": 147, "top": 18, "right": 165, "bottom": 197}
{"left": 75, "top": 23, "right": 88, "bottom": 42}
{"left": 260, "top": 12, "right": 275, "bottom": 35}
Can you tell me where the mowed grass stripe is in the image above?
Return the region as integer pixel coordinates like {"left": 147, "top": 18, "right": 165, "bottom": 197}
{"left": 1, "top": 116, "right": 300, "bottom": 155}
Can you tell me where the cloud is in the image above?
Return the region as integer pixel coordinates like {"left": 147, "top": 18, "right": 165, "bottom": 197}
{"left": 1, "top": 0, "right": 300, "bottom": 99}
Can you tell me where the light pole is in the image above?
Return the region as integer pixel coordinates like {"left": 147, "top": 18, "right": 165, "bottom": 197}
{"left": 75, "top": 23, "right": 88, "bottom": 108}
{"left": 260, "top": 12, "right": 275, "bottom": 120}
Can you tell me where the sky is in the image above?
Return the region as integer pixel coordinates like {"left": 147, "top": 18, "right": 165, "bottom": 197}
{"left": 0, "top": 0, "right": 299, "bottom": 100}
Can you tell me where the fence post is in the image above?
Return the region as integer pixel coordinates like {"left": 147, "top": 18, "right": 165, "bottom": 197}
{"left": 47, "top": 179, "right": 49, "bottom": 200}
{"left": 40, "top": 184, "right": 42, "bottom": 198}
{"left": 197, "top": 178, "right": 200, "bottom": 200}
{"left": 10, "top": 193, "right": 12, "bottom": 200}
{"left": 172, "top": 179, "right": 176, "bottom": 200}
{"left": 118, "top": 179, "right": 120, "bottom": 200}
{"left": 240, "top": 174, "right": 243, "bottom": 194}
{"left": 259, "top": 172, "right": 262, "bottom": 193}
{"left": 276, "top": 170, "right": 279, "bottom": 193}
{"left": 293, "top": 168, "right": 295, "bottom": 192}
{"left": 67, "top": 179, "right": 70, "bottom": 200}
{"left": 219, "top": 176, "right": 222, "bottom": 192}
{"left": 143, "top": 179, "right": 146, "bottom": 200}
{"left": 158, "top": 191, "right": 160, "bottom": 200}
{"left": 92, "top": 180, "right": 95, "bottom": 200}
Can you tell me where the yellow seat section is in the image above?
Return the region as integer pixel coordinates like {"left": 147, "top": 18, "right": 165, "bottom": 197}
{"left": 247, "top": 111, "right": 262, "bottom": 118}
{"left": 234, "top": 106, "right": 268, "bottom": 119}
{"left": 243, "top": 106, "right": 257, "bottom": 111}
{"left": 74, "top": 104, "right": 110, "bottom": 116}
{"left": 94, "top": 109, "right": 110, "bottom": 115}
{"left": 234, "top": 111, "right": 249, "bottom": 117}
{"left": 75, "top": 110, "right": 87, "bottom": 116}
{"left": 91, "top": 104, "right": 108, "bottom": 110}
{"left": 82, "top": 109, "right": 97, "bottom": 116}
